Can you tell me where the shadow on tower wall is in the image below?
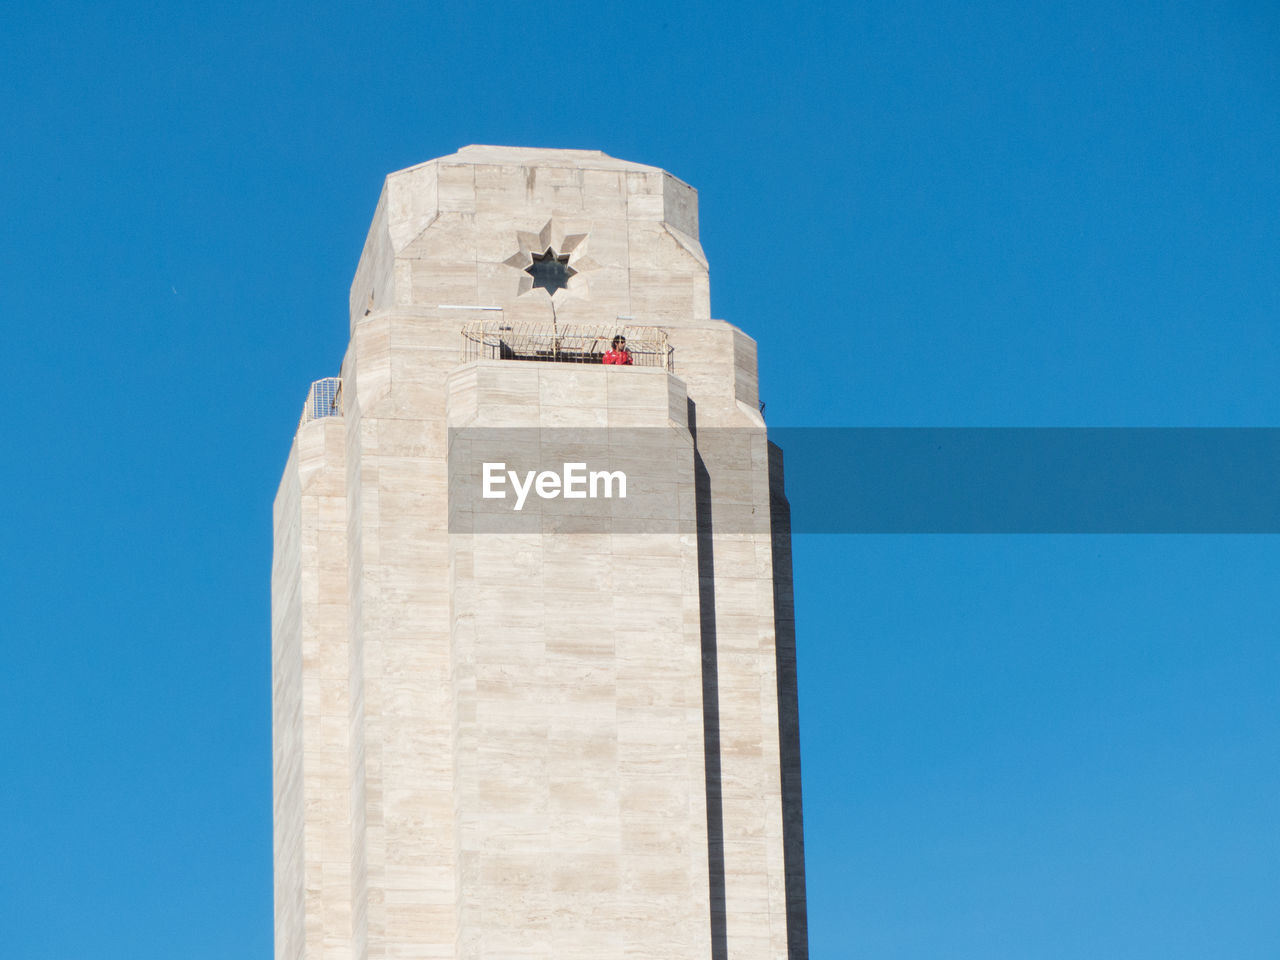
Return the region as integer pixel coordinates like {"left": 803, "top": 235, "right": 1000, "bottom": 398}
{"left": 769, "top": 441, "right": 809, "bottom": 960}
{"left": 693, "top": 425, "right": 729, "bottom": 960}
{"left": 692, "top": 402, "right": 809, "bottom": 960}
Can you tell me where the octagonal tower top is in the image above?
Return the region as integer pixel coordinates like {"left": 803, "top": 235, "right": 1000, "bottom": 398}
{"left": 349, "top": 145, "right": 708, "bottom": 330}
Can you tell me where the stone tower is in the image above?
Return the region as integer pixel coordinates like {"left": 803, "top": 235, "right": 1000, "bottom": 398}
{"left": 271, "top": 146, "right": 806, "bottom": 960}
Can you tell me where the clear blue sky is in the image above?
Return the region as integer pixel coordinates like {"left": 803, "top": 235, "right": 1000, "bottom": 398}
{"left": 3, "top": 1, "right": 1278, "bottom": 957}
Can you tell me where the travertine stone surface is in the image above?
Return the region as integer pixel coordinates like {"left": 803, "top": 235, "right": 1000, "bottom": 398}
{"left": 273, "top": 146, "right": 807, "bottom": 960}
{"left": 274, "top": 417, "right": 351, "bottom": 960}
{"left": 349, "top": 146, "right": 708, "bottom": 327}
{"left": 445, "top": 363, "right": 710, "bottom": 959}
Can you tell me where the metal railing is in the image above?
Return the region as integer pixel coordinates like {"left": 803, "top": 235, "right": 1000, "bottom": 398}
{"left": 298, "top": 377, "right": 343, "bottom": 429}
{"left": 461, "top": 321, "right": 673, "bottom": 371}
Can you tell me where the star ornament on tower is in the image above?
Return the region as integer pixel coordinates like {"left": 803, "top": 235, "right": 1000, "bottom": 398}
{"left": 525, "top": 248, "right": 577, "bottom": 296}
{"left": 503, "top": 222, "right": 597, "bottom": 299}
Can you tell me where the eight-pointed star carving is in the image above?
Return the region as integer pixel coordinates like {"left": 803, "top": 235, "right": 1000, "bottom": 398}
{"left": 525, "top": 248, "right": 577, "bottom": 296}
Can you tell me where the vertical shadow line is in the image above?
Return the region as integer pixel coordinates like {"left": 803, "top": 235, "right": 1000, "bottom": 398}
{"left": 769, "top": 441, "right": 809, "bottom": 959}
{"left": 693, "top": 404, "right": 728, "bottom": 960}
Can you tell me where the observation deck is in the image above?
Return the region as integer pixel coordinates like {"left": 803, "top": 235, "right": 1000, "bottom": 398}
{"left": 461, "top": 321, "right": 673, "bottom": 371}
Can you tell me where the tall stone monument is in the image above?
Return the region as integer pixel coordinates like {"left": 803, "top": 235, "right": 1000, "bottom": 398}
{"left": 272, "top": 146, "right": 806, "bottom": 959}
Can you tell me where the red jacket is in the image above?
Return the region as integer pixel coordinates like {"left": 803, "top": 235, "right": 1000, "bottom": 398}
{"left": 602, "top": 349, "right": 633, "bottom": 365}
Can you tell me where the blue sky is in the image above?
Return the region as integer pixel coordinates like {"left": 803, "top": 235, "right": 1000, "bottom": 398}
{"left": 2, "top": 1, "right": 1278, "bottom": 956}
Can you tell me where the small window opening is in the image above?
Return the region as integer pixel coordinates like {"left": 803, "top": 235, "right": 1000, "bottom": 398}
{"left": 525, "top": 248, "right": 577, "bottom": 296}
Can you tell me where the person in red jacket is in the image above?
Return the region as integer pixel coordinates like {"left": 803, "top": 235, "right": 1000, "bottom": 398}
{"left": 602, "top": 335, "right": 633, "bottom": 365}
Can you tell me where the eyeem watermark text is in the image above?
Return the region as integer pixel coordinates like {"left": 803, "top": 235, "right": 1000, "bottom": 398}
{"left": 481, "top": 462, "right": 627, "bottom": 511}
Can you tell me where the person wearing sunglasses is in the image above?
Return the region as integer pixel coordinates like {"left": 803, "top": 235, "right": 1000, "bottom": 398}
{"left": 602, "top": 335, "right": 633, "bottom": 365}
